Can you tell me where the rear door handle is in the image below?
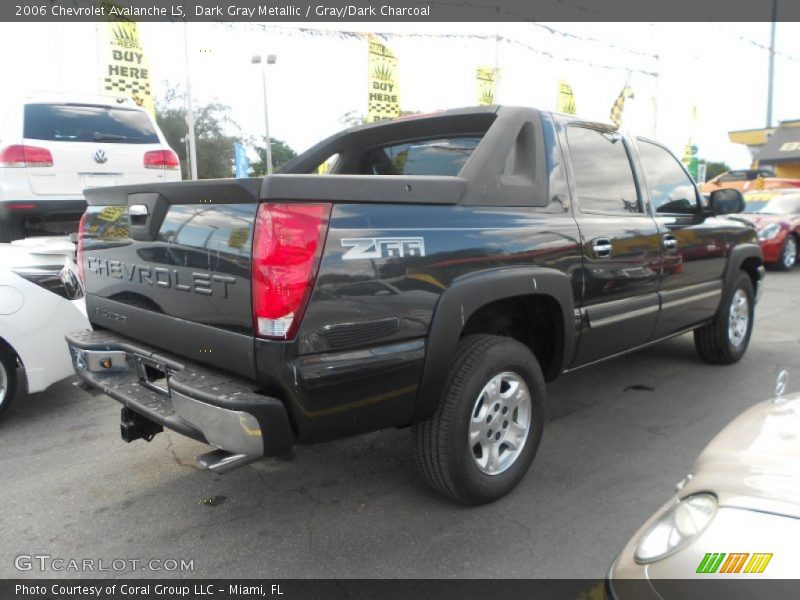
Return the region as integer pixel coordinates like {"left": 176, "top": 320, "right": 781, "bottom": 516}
{"left": 663, "top": 235, "right": 678, "bottom": 251}
{"left": 592, "top": 238, "right": 613, "bottom": 258}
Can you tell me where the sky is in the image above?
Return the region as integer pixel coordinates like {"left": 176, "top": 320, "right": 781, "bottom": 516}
{"left": 1, "top": 20, "right": 799, "bottom": 169}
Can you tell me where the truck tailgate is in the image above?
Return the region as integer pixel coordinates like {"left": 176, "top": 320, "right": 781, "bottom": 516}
{"left": 80, "top": 180, "right": 260, "bottom": 378}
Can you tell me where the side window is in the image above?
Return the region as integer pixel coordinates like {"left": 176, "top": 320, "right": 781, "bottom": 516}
{"left": 637, "top": 140, "right": 698, "bottom": 215}
{"left": 566, "top": 126, "right": 641, "bottom": 214}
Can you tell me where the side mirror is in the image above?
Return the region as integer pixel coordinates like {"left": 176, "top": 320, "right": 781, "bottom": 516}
{"left": 709, "top": 188, "right": 745, "bottom": 215}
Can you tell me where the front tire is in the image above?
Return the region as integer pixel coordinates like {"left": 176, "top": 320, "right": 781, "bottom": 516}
{"left": 694, "top": 272, "right": 754, "bottom": 365}
{"left": 0, "top": 348, "right": 18, "bottom": 418}
{"left": 413, "top": 334, "right": 546, "bottom": 505}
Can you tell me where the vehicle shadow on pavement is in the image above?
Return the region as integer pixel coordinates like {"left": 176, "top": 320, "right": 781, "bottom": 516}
{"left": 1, "top": 328, "right": 796, "bottom": 579}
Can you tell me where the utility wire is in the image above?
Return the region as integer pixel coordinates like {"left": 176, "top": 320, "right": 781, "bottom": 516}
{"left": 719, "top": 24, "right": 800, "bottom": 62}
{"left": 225, "top": 23, "right": 659, "bottom": 77}
{"left": 527, "top": 22, "right": 658, "bottom": 59}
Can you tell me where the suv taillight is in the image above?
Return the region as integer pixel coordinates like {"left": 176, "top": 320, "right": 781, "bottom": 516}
{"left": 0, "top": 145, "right": 53, "bottom": 167}
{"left": 144, "top": 149, "right": 180, "bottom": 170}
{"left": 252, "top": 202, "right": 331, "bottom": 340}
{"left": 77, "top": 212, "right": 88, "bottom": 284}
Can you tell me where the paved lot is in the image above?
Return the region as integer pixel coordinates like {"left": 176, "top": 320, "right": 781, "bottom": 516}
{"left": 2, "top": 270, "right": 799, "bottom": 579}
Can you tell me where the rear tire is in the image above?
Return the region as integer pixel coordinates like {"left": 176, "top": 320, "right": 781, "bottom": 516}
{"left": 0, "top": 348, "right": 18, "bottom": 418}
{"left": 413, "top": 334, "right": 546, "bottom": 505}
{"left": 694, "top": 273, "right": 754, "bottom": 365}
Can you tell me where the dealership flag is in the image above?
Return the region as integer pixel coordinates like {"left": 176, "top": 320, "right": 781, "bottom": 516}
{"left": 609, "top": 84, "right": 634, "bottom": 128}
{"left": 367, "top": 35, "right": 400, "bottom": 122}
{"left": 96, "top": 21, "right": 154, "bottom": 114}
{"left": 234, "top": 143, "right": 249, "bottom": 178}
{"left": 477, "top": 66, "right": 498, "bottom": 105}
{"left": 556, "top": 80, "right": 577, "bottom": 115}
{"left": 681, "top": 106, "right": 700, "bottom": 179}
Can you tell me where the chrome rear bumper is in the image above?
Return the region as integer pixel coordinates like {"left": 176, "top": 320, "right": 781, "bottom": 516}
{"left": 66, "top": 329, "right": 293, "bottom": 457}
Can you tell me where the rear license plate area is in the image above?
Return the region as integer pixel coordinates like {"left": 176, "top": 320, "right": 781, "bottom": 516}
{"left": 83, "top": 173, "right": 118, "bottom": 189}
{"left": 135, "top": 357, "right": 171, "bottom": 396}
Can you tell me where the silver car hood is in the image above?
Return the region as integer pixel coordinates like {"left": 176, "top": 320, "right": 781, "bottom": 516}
{"left": 682, "top": 392, "right": 800, "bottom": 519}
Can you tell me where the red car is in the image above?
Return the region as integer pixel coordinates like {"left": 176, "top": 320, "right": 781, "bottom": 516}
{"left": 742, "top": 190, "right": 800, "bottom": 270}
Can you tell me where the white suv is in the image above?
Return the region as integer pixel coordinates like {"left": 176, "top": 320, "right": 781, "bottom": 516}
{"left": 0, "top": 94, "right": 181, "bottom": 242}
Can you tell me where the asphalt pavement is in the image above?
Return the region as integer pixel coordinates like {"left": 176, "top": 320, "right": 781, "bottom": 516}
{"left": 2, "top": 270, "right": 798, "bottom": 579}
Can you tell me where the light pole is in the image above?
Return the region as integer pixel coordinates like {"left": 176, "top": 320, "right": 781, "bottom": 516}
{"left": 766, "top": 0, "right": 778, "bottom": 128}
{"left": 183, "top": 22, "right": 198, "bottom": 180}
{"left": 252, "top": 53, "right": 277, "bottom": 175}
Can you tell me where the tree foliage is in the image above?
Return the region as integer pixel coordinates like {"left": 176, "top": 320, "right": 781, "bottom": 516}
{"left": 250, "top": 138, "right": 298, "bottom": 176}
{"left": 702, "top": 160, "right": 731, "bottom": 181}
{"left": 155, "top": 87, "right": 240, "bottom": 179}
{"left": 339, "top": 110, "right": 367, "bottom": 128}
{"left": 154, "top": 85, "right": 296, "bottom": 180}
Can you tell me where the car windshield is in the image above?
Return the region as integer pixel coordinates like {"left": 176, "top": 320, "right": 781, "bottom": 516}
{"left": 743, "top": 200, "right": 768, "bottom": 213}
{"left": 720, "top": 170, "right": 750, "bottom": 182}
{"left": 756, "top": 195, "right": 800, "bottom": 215}
{"left": 24, "top": 103, "right": 158, "bottom": 144}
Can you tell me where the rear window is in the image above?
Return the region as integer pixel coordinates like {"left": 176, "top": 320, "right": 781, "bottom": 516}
{"left": 361, "top": 136, "right": 481, "bottom": 176}
{"left": 24, "top": 104, "right": 158, "bottom": 144}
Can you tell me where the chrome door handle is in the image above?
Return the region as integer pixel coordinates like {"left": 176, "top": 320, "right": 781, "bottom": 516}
{"left": 663, "top": 235, "right": 678, "bottom": 251}
{"left": 592, "top": 238, "right": 613, "bottom": 258}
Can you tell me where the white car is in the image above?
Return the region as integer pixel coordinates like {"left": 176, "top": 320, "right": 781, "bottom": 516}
{"left": 608, "top": 383, "right": 800, "bottom": 596}
{"left": 0, "top": 93, "right": 181, "bottom": 242}
{"left": 0, "top": 236, "right": 90, "bottom": 417}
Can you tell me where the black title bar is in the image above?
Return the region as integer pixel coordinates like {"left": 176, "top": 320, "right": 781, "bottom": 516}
{"left": 4, "top": 579, "right": 800, "bottom": 600}
{"left": 4, "top": 0, "right": 799, "bottom": 22}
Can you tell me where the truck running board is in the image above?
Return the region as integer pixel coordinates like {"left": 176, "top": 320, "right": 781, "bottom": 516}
{"left": 196, "top": 449, "right": 260, "bottom": 474}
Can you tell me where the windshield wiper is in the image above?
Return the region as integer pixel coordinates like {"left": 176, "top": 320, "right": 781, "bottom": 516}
{"left": 93, "top": 132, "right": 142, "bottom": 142}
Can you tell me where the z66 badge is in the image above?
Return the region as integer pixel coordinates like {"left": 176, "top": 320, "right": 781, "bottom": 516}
{"left": 341, "top": 237, "right": 425, "bottom": 260}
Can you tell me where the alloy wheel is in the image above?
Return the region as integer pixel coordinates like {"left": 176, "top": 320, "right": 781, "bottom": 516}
{"left": 728, "top": 289, "right": 749, "bottom": 348}
{"left": 468, "top": 371, "right": 532, "bottom": 475}
{"left": 782, "top": 236, "right": 797, "bottom": 269}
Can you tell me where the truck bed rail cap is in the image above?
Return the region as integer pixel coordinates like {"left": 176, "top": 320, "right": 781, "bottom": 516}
{"left": 83, "top": 178, "right": 263, "bottom": 207}
{"left": 260, "top": 174, "right": 467, "bottom": 205}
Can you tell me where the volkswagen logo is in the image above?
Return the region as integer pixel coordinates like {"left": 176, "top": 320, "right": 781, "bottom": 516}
{"left": 93, "top": 149, "right": 108, "bottom": 164}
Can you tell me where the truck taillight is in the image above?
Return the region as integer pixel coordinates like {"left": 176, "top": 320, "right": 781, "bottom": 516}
{"left": 144, "top": 149, "right": 180, "bottom": 170}
{"left": 0, "top": 144, "right": 53, "bottom": 167}
{"left": 77, "top": 212, "right": 88, "bottom": 284}
{"left": 252, "top": 202, "right": 331, "bottom": 340}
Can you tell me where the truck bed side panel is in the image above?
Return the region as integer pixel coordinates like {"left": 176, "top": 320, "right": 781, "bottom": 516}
{"left": 263, "top": 203, "right": 582, "bottom": 442}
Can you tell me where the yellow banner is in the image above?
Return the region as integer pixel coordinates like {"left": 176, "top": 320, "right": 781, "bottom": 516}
{"left": 367, "top": 35, "right": 400, "bottom": 123}
{"left": 96, "top": 21, "right": 154, "bottom": 115}
{"left": 609, "top": 85, "right": 634, "bottom": 128}
{"left": 477, "top": 66, "right": 498, "bottom": 105}
{"left": 557, "top": 80, "right": 577, "bottom": 115}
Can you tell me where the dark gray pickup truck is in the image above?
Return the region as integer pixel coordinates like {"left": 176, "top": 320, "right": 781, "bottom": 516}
{"left": 67, "top": 106, "right": 764, "bottom": 504}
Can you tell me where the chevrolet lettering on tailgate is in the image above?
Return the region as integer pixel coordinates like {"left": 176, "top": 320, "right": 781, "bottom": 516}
{"left": 86, "top": 257, "right": 236, "bottom": 297}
